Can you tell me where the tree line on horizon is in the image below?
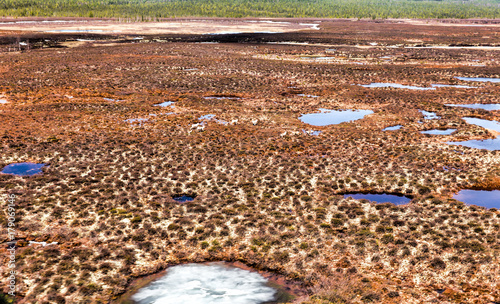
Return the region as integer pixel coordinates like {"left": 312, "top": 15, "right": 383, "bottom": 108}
{"left": 0, "top": 0, "right": 499, "bottom": 19}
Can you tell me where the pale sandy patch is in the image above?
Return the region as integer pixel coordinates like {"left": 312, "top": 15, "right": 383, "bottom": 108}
{"left": 0, "top": 19, "right": 320, "bottom": 35}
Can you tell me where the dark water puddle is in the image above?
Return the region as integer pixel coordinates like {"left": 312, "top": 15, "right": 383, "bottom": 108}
{"left": 360, "top": 83, "right": 435, "bottom": 90}
{"left": 198, "top": 114, "right": 228, "bottom": 125}
{"left": 1, "top": 163, "right": 46, "bottom": 176}
{"left": 299, "top": 109, "right": 373, "bottom": 126}
{"left": 452, "top": 190, "right": 500, "bottom": 209}
{"left": 172, "top": 195, "right": 195, "bottom": 203}
{"left": 344, "top": 193, "right": 412, "bottom": 205}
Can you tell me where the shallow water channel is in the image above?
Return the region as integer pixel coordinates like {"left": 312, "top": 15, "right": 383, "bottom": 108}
{"left": 447, "top": 117, "right": 500, "bottom": 150}
{"left": 1, "top": 163, "right": 45, "bottom": 176}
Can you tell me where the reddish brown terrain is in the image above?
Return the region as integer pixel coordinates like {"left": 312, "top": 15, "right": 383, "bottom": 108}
{"left": 0, "top": 18, "right": 499, "bottom": 304}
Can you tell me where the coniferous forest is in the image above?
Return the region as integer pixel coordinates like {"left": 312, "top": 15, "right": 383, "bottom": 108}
{"left": 0, "top": 0, "right": 499, "bottom": 19}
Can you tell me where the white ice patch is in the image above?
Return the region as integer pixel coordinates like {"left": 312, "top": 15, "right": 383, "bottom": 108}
{"left": 29, "top": 241, "right": 58, "bottom": 247}
{"left": 131, "top": 263, "right": 277, "bottom": 304}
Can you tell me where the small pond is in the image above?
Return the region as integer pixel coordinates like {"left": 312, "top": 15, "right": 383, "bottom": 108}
{"left": 360, "top": 83, "right": 435, "bottom": 90}
{"left": 299, "top": 109, "right": 373, "bottom": 126}
{"left": 154, "top": 101, "right": 175, "bottom": 107}
{"left": 383, "top": 125, "right": 402, "bottom": 131}
{"left": 129, "top": 263, "right": 289, "bottom": 304}
{"left": 452, "top": 190, "right": 500, "bottom": 209}
{"left": 421, "top": 129, "right": 456, "bottom": 135}
{"left": 1, "top": 163, "right": 45, "bottom": 176}
{"left": 344, "top": 193, "right": 412, "bottom": 205}
{"left": 419, "top": 110, "right": 440, "bottom": 120}
{"left": 447, "top": 117, "right": 500, "bottom": 150}
{"left": 455, "top": 77, "right": 500, "bottom": 83}
{"left": 445, "top": 104, "right": 500, "bottom": 111}
{"left": 172, "top": 195, "right": 195, "bottom": 203}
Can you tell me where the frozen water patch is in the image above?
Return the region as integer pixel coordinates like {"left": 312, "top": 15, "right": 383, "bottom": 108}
{"left": 383, "top": 125, "right": 402, "bottom": 131}
{"left": 445, "top": 104, "right": 500, "bottom": 111}
{"left": 360, "top": 83, "right": 435, "bottom": 90}
{"left": 299, "top": 109, "right": 373, "bottom": 126}
{"left": 131, "top": 263, "right": 277, "bottom": 304}
{"left": 0, "top": 99, "right": 7, "bottom": 104}
{"left": 455, "top": 77, "right": 500, "bottom": 83}
{"left": 419, "top": 110, "right": 440, "bottom": 120}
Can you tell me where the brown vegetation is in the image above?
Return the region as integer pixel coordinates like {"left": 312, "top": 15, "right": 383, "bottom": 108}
{"left": 0, "top": 18, "right": 499, "bottom": 304}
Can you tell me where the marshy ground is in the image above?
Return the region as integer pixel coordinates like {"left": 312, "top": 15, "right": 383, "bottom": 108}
{"left": 0, "top": 18, "right": 499, "bottom": 304}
